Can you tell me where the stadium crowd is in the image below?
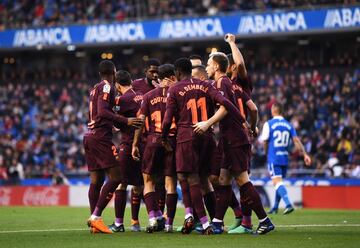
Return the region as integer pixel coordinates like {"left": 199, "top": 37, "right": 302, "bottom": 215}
{"left": 0, "top": 0, "right": 358, "bottom": 30}
{"left": 0, "top": 53, "right": 359, "bottom": 182}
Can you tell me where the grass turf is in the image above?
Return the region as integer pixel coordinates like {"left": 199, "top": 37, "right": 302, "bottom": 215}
{"left": 0, "top": 207, "right": 359, "bottom": 248}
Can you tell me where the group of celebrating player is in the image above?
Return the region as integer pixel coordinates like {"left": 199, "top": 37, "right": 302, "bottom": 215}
{"left": 84, "top": 33, "right": 311, "bottom": 236}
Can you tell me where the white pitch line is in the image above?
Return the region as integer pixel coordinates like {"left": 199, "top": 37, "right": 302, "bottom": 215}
{"left": 0, "top": 224, "right": 360, "bottom": 234}
{"left": 0, "top": 228, "right": 87, "bottom": 234}
{"left": 277, "top": 224, "right": 360, "bottom": 228}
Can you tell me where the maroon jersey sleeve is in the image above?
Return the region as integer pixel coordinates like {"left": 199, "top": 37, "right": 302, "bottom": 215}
{"left": 206, "top": 81, "right": 245, "bottom": 129}
{"left": 140, "top": 93, "right": 150, "bottom": 117}
{"left": 162, "top": 87, "right": 177, "bottom": 139}
{"left": 115, "top": 90, "right": 142, "bottom": 143}
{"left": 232, "top": 83, "right": 251, "bottom": 119}
{"left": 217, "top": 77, "right": 235, "bottom": 103}
{"left": 97, "top": 84, "right": 128, "bottom": 126}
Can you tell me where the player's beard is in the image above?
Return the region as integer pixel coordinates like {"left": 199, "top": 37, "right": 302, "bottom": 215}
{"left": 226, "top": 72, "right": 233, "bottom": 78}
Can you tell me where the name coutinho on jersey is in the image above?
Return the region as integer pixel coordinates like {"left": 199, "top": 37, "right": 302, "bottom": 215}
{"left": 178, "top": 84, "right": 208, "bottom": 96}
{"left": 150, "top": 96, "right": 167, "bottom": 105}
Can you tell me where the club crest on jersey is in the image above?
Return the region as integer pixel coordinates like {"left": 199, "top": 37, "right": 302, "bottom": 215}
{"left": 103, "top": 84, "right": 111, "bottom": 93}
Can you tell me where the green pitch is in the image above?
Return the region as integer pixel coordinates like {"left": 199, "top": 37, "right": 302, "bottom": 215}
{"left": 0, "top": 207, "right": 359, "bottom": 248}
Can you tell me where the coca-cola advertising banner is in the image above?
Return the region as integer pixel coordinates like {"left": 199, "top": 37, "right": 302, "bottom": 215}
{"left": 0, "top": 186, "right": 69, "bottom": 206}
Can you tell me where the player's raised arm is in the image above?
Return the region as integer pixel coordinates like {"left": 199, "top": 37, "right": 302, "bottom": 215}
{"left": 225, "top": 33, "right": 247, "bottom": 79}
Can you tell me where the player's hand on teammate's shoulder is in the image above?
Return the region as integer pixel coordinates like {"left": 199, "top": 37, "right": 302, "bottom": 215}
{"left": 192, "top": 121, "right": 210, "bottom": 135}
{"left": 304, "top": 154, "right": 312, "bottom": 166}
{"left": 224, "top": 33, "right": 236, "bottom": 43}
{"left": 132, "top": 145, "right": 140, "bottom": 161}
{"left": 127, "top": 117, "right": 143, "bottom": 129}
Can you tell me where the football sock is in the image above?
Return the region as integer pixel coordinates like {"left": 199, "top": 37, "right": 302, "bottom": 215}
{"left": 165, "top": 193, "right": 178, "bottom": 225}
{"left": 240, "top": 193, "right": 252, "bottom": 227}
{"left": 114, "top": 189, "right": 127, "bottom": 225}
{"left": 155, "top": 184, "right": 166, "bottom": 213}
{"left": 229, "top": 190, "right": 242, "bottom": 218}
{"left": 276, "top": 182, "right": 292, "bottom": 208}
{"left": 179, "top": 180, "right": 192, "bottom": 209}
{"left": 240, "top": 181, "right": 267, "bottom": 220}
{"left": 242, "top": 215, "right": 252, "bottom": 227}
{"left": 273, "top": 189, "right": 281, "bottom": 210}
{"left": 200, "top": 216, "right": 210, "bottom": 229}
{"left": 214, "top": 185, "right": 232, "bottom": 221}
{"left": 203, "top": 191, "right": 216, "bottom": 220}
{"left": 88, "top": 182, "right": 102, "bottom": 214}
{"left": 144, "top": 192, "right": 158, "bottom": 220}
{"left": 92, "top": 179, "right": 119, "bottom": 217}
{"left": 115, "top": 220, "right": 123, "bottom": 226}
{"left": 185, "top": 208, "right": 193, "bottom": 219}
{"left": 131, "top": 190, "right": 141, "bottom": 221}
{"left": 189, "top": 184, "right": 207, "bottom": 220}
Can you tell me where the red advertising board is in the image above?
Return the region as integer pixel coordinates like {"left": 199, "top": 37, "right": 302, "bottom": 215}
{"left": 303, "top": 186, "right": 360, "bottom": 209}
{"left": 0, "top": 186, "right": 69, "bottom": 206}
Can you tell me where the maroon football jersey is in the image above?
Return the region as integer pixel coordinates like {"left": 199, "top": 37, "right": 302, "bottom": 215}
{"left": 232, "top": 75, "right": 252, "bottom": 97}
{"left": 115, "top": 89, "right": 143, "bottom": 144}
{"left": 232, "top": 82, "right": 251, "bottom": 120}
{"left": 216, "top": 76, "right": 250, "bottom": 146}
{"left": 133, "top": 78, "right": 157, "bottom": 95}
{"left": 163, "top": 77, "right": 248, "bottom": 144}
{"left": 87, "top": 80, "right": 127, "bottom": 141}
{"left": 140, "top": 87, "right": 176, "bottom": 136}
{"left": 163, "top": 78, "right": 219, "bottom": 143}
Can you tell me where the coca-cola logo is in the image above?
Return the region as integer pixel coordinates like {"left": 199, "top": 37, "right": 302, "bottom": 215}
{"left": 0, "top": 188, "right": 11, "bottom": 206}
{"left": 23, "top": 187, "right": 61, "bottom": 206}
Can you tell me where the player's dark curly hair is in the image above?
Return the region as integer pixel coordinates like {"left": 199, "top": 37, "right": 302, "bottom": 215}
{"left": 158, "top": 64, "right": 175, "bottom": 80}
{"left": 189, "top": 55, "right": 203, "bottom": 61}
{"left": 115, "top": 70, "right": 132, "bottom": 86}
{"left": 99, "top": 60, "right": 115, "bottom": 76}
{"left": 145, "top": 58, "right": 161, "bottom": 69}
{"left": 174, "top": 58, "right": 192, "bottom": 75}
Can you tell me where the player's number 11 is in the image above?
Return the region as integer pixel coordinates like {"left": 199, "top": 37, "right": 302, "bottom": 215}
{"left": 187, "top": 97, "right": 208, "bottom": 124}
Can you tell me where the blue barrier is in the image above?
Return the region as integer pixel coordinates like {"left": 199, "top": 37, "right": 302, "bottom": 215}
{"left": 0, "top": 6, "right": 359, "bottom": 49}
